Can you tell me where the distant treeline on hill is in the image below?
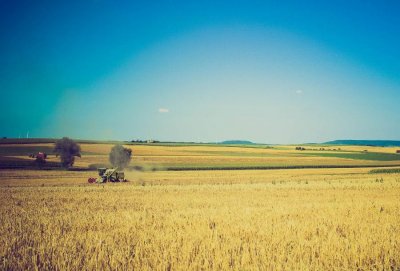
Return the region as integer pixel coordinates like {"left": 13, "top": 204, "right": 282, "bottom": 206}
{"left": 131, "top": 139, "right": 160, "bottom": 143}
{"left": 325, "top": 140, "right": 400, "bottom": 147}
{"left": 219, "top": 140, "right": 255, "bottom": 145}
{"left": 0, "top": 138, "right": 127, "bottom": 145}
{"left": 131, "top": 140, "right": 260, "bottom": 145}
{"left": 0, "top": 138, "right": 57, "bottom": 144}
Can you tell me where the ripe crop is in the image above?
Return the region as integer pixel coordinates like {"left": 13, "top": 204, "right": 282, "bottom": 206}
{"left": 1, "top": 167, "right": 399, "bottom": 270}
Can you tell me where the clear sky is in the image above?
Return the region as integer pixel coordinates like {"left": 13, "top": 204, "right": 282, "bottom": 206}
{"left": 1, "top": 0, "right": 399, "bottom": 143}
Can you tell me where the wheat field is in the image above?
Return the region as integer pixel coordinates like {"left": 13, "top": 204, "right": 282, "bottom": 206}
{"left": 1, "top": 164, "right": 400, "bottom": 270}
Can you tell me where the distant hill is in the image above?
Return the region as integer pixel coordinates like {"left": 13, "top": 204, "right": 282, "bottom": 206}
{"left": 325, "top": 140, "right": 400, "bottom": 147}
{"left": 219, "top": 140, "right": 255, "bottom": 145}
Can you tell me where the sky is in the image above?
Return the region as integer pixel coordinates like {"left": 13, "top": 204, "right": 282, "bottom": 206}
{"left": 1, "top": 0, "right": 399, "bottom": 143}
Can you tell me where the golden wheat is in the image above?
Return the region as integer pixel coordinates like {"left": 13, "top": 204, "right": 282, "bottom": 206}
{"left": 1, "top": 167, "right": 400, "bottom": 270}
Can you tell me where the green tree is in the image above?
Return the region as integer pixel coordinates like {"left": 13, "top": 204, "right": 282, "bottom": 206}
{"left": 109, "top": 145, "right": 132, "bottom": 169}
{"left": 54, "top": 137, "right": 81, "bottom": 168}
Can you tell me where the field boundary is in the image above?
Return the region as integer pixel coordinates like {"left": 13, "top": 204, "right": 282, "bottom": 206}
{"left": 1, "top": 164, "right": 400, "bottom": 171}
{"left": 166, "top": 164, "right": 400, "bottom": 171}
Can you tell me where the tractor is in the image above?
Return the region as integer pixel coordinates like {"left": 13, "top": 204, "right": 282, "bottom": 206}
{"left": 88, "top": 168, "right": 127, "bottom": 183}
{"left": 29, "top": 152, "right": 47, "bottom": 168}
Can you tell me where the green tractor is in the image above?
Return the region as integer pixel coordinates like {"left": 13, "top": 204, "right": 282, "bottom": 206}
{"left": 88, "top": 168, "right": 127, "bottom": 183}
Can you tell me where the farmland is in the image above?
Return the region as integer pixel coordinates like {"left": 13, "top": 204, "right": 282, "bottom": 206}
{"left": 1, "top": 142, "right": 400, "bottom": 270}
{"left": 1, "top": 142, "right": 400, "bottom": 170}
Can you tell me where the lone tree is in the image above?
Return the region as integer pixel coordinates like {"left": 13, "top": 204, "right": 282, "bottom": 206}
{"left": 54, "top": 137, "right": 81, "bottom": 169}
{"left": 109, "top": 145, "right": 132, "bottom": 169}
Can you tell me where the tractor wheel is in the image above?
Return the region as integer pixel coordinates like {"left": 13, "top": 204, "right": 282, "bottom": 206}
{"left": 88, "top": 177, "right": 96, "bottom": 183}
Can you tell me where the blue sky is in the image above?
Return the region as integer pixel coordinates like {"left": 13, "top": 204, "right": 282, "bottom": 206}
{"left": 1, "top": 0, "right": 399, "bottom": 143}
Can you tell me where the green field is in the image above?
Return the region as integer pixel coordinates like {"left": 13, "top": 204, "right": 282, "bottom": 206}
{"left": 302, "top": 151, "right": 400, "bottom": 161}
{"left": 369, "top": 168, "right": 400, "bottom": 174}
